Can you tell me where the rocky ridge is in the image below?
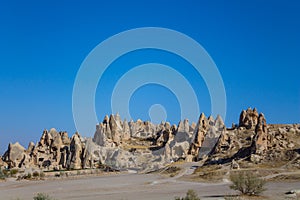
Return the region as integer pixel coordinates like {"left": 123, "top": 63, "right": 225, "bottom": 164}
{"left": 1, "top": 108, "right": 300, "bottom": 173}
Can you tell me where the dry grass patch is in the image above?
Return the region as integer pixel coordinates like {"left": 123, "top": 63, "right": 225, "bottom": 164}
{"left": 268, "top": 173, "right": 300, "bottom": 182}
{"left": 160, "top": 166, "right": 182, "bottom": 177}
{"left": 194, "top": 164, "right": 222, "bottom": 173}
{"left": 192, "top": 164, "right": 226, "bottom": 182}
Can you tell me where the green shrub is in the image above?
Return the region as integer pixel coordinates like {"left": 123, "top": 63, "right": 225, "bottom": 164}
{"left": 175, "top": 190, "right": 201, "bottom": 200}
{"left": 2, "top": 169, "right": 9, "bottom": 177}
{"left": 40, "top": 172, "right": 45, "bottom": 178}
{"left": 59, "top": 171, "right": 65, "bottom": 177}
{"left": 0, "top": 168, "right": 6, "bottom": 180}
{"left": 25, "top": 173, "right": 32, "bottom": 179}
{"left": 230, "top": 171, "right": 266, "bottom": 196}
{"left": 33, "top": 171, "right": 40, "bottom": 178}
{"left": 33, "top": 193, "right": 55, "bottom": 200}
{"left": 10, "top": 169, "right": 19, "bottom": 176}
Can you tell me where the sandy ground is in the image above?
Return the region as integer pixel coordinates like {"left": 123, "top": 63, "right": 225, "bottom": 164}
{"left": 0, "top": 173, "right": 300, "bottom": 200}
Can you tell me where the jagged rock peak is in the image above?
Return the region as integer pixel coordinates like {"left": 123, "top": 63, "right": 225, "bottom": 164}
{"left": 7, "top": 109, "right": 299, "bottom": 173}
{"left": 207, "top": 115, "right": 215, "bottom": 126}
{"left": 215, "top": 115, "right": 225, "bottom": 128}
{"left": 239, "top": 107, "right": 259, "bottom": 129}
{"left": 3, "top": 142, "right": 26, "bottom": 168}
{"left": 254, "top": 114, "right": 268, "bottom": 146}
{"left": 199, "top": 112, "right": 206, "bottom": 121}
{"left": 177, "top": 119, "right": 190, "bottom": 133}
{"left": 103, "top": 115, "right": 109, "bottom": 124}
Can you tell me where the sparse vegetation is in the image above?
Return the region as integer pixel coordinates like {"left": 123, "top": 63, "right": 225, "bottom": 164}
{"left": 33, "top": 193, "right": 55, "bottom": 200}
{"left": 25, "top": 173, "right": 32, "bottom": 179}
{"left": 175, "top": 189, "right": 201, "bottom": 200}
{"left": 10, "top": 168, "right": 19, "bottom": 176}
{"left": 59, "top": 171, "right": 65, "bottom": 177}
{"left": 0, "top": 167, "right": 6, "bottom": 180}
{"left": 230, "top": 171, "right": 266, "bottom": 196}
{"left": 162, "top": 166, "right": 181, "bottom": 177}
{"left": 40, "top": 172, "right": 45, "bottom": 178}
{"left": 0, "top": 167, "right": 20, "bottom": 179}
{"left": 192, "top": 164, "right": 225, "bottom": 182}
{"left": 33, "top": 171, "right": 40, "bottom": 178}
{"left": 2, "top": 168, "right": 9, "bottom": 177}
{"left": 224, "top": 196, "right": 244, "bottom": 200}
{"left": 16, "top": 171, "right": 46, "bottom": 181}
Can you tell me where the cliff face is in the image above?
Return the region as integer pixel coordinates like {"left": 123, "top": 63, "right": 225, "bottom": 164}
{"left": 1, "top": 108, "right": 300, "bottom": 172}
{"left": 91, "top": 113, "right": 224, "bottom": 170}
{"left": 206, "top": 109, "right": 300, "bottom": 167}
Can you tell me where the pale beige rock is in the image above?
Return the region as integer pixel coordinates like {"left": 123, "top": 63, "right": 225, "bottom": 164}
{"left": 250, "top": 154, "right": 262, "bottom": 163}
{"left": 231, "top": 159, "right": 240, "bottom": 169}
{"left": 122, "top": 119, "right": 131, "bottom": 141}
{"left": 94, "top": 121, "right": 112, "bottom": 147}
{"left": 177, "top": 119, "right": 190, "bottom": 134}
{"left": 2, "top": 109, "right": 299, "bottom": 172}
{"left": 215, "top": 115, "right": 225, "bottom": 131}
{"left": 207, "top": 115, "right": 215, "bottom": 126}
{"left": 253, "top": 113, "right": 268, "bottom": 154}
{"left": 189, "top": 113, "right": 207, "bottom": 159}
{"left": 185, "top": 154, "right": 193, "bottom": 162}
{"left": 3, "top": 142, "right": 26, "bottom": 168}
{"left": 61, "top": 131, "right": 70, "bottom": 145}
{"left": 0, "top": 156, "right": 8, "bottom": 168}
{"left": 109, "top": 114, "right": 122, "bottom": 145}
{"left": 82, "top": 138, "right": 100, "bottom": 169}
{"left": 49, "top": 128, "right": 62, "bottom": 163}
{"left": 39, "top": 129, "right": 51, "bottom": 147}
{"left": 27, "top": 142, "right": 35, "bottom": 153}
{"left": 155, "top": 122, "right": 173, "bottom": 146}
{"left": 239, "top": 107, "right": 259, "bottom": 129}
{"left": 69, "top": 132, "right": 83, "bottom": 169}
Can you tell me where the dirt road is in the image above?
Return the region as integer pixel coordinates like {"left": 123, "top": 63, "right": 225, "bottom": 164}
{"left": 0, "top": 172, "right": 299, "bottom": 200}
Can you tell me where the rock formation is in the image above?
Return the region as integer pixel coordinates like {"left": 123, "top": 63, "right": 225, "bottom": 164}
{"left": 239, "top": 107, "right": 259, "bottom": 129}
{"left": 189, "top": 113, "right": 207, "bottom": 158}
{"left": 252, "top": 113, "right": 268, "bottom": 154}
{"left": 230, "top": 159, "right": 240, "bottom": 169}
{"left": 69, "top": 132, "right": 83, "bottom": 169}
{"left": 1, "top": 108, "right": 300, "bottom": 173}
{"left": 3, "top": 142, "right": 26, "bottom": 168}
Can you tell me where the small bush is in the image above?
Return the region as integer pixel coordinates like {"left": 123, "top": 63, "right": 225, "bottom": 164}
{"left": 33, "top": 171, "right": 40, "bottom": 178}
{"left": 230, "top": 171, "right": 266, "bottom": 196}
{"left": 25, "top": 173, "right": 32, "bottom": 179}
{"left": 33, "top": 193, "right": 55, "bottom": 200}
{"left": 0, "top": 169, "right": 6, "bottom": 180}
{"left": 2, "top": 169, "right": 9, "bottom": 177}
{"left": 59, "top": 171, "right": 65, "bottom": 177}
{"left": 10, "top": 169, "right": 19, "bottom": 176}
{"left": 175, "top": 189, "right": 201, "bottom": 200}
{"left": 40, "top": 172, "right": 45, "bottom": 178}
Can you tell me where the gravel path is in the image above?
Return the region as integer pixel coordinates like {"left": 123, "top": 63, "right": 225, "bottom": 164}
{"left": 0, "top": 173, "right": 300, "bottom": 200}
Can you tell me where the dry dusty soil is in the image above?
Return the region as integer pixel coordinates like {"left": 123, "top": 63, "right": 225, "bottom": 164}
{"left": 0, "top": 172, "right": 300, "bottom": 200}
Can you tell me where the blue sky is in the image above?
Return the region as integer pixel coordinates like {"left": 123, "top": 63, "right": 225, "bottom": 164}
{"left": 0, "top": 0, "right": 299, "bottom": 153}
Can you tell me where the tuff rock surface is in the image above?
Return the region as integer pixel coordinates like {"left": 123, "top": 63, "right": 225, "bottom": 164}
{"left": 1, "top": 108, "right": 300, "bottom": 172}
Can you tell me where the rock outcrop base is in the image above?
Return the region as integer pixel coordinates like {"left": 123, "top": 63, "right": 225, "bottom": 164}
{"left": 1, "top": 108, "right": 300, "bottom": 172}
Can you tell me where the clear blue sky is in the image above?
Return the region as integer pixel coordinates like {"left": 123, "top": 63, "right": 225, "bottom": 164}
{"left": 0, "top": 0, "right": 299, "bottom": 153}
